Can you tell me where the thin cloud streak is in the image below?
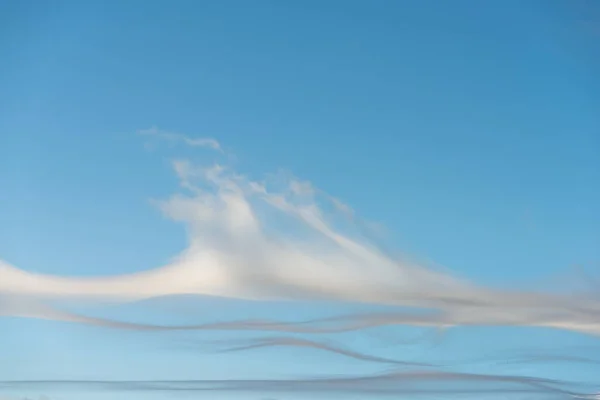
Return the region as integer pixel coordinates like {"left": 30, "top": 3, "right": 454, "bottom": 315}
{"left": 1, "top": 369, "right": 595, "bottom": 399}
{"left": 208, "top": 336, "right": 434, "bottom": 367}
{"left": 138, "top": 126, "right": 222, "bottom": 151}
{"left": 198, "top": 335, "right": 600, "bottom": 369}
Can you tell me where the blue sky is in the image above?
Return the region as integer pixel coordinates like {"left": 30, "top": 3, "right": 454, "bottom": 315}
{"left": 1, "top": 1, "right": 599, "bottom": 399}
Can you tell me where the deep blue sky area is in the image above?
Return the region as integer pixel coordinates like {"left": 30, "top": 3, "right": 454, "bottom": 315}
{"left": 0, "top": 1, "right": 599, "bottom": 399}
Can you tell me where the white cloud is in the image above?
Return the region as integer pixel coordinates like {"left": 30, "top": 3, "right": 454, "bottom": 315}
{"left": 2, "top": 132, "right": 600, "bottom": 399}
{"left": 1, "top": 133, "right": 600, "bottom": 339}
{"left": 0, "top": 159, "right": 469, "bottom": 305}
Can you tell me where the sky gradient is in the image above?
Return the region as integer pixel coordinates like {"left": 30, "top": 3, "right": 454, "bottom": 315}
{"left": 1, "top": 1, "right": 599, "bottom": 399}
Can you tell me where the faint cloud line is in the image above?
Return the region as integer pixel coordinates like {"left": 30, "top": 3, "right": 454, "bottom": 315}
{"left": 138, "top": 126, "right": 222, "bottom": 151}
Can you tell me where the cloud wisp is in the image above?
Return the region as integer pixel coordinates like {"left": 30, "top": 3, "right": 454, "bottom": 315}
{"left": 206, "top": 336, "right": 435, "bottom": 367}
{"left": 1, "top": 129, "right": 599, "bottom": 399}
{"left": 1, "top": 142, "right": 599, "bottom": 335}
{"left": 138, "top": 126, "right": 222, "bottom": 151}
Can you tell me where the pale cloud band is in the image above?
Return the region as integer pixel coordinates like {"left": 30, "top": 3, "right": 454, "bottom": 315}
{"left": 1, "top": 128, "right": 599, "bottom": 398}
{"left": 0, "top": 135, "right": 599, "bottom": 335}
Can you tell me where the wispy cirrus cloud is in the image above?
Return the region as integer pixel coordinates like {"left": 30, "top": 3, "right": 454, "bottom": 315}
{"left": 1, "top": 128, "right": 599, "bottom": 399}
{"left": 138, "top": 126, "right": 222, "bottom": 151}
{"left": 1, "top": 142, "right": 599, "bottom": 335}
